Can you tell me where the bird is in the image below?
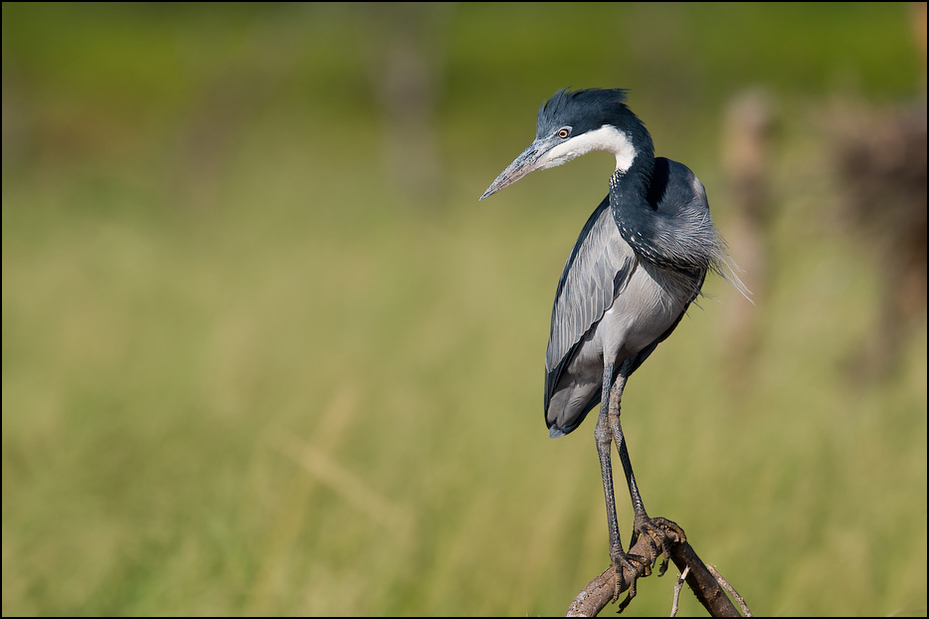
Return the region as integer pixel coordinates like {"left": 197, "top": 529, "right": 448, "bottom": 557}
{"left": 480, "top": 88, "right": 746, "bottom": 603}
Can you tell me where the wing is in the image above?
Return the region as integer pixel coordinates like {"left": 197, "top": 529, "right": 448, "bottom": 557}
{"left": 543, "top": 195, "right": 636, "bottom": 414}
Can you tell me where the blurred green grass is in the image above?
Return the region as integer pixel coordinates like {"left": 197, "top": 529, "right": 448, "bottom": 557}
{"left": 3, "top": 3, "right": 926, "bottom": 616}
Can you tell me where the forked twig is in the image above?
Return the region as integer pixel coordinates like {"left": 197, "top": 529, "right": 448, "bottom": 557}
{"left": 670, "top": 565, "right": 690, "bottom": 617}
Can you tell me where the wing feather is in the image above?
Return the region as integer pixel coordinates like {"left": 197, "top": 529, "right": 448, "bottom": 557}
{"left": 544, "top": 196, "right": 636, "bottom": 409}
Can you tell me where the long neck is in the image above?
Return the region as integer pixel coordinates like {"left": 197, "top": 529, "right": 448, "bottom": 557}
{"left": 609, "top": 152, "right": 721, "bottom": 273}
{"left": 608, "top": 153, "right": 675, "bottom": 267}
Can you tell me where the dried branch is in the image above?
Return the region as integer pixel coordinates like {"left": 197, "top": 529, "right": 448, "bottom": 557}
{"left": 706, "top": 564, "right": 753, "bottom": 617}
{"left": 565, "top": 520, "right": 750, "bottom": 617}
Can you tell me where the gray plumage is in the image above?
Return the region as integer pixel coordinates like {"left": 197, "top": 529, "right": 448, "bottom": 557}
{"left": 480, "top": 88, "right": 746, "bottom": 590}
{"left": 545, "top": 156, "right": 739, "bottom": 437}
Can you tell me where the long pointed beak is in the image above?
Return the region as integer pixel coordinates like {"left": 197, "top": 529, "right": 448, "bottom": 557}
{"left": 479, "top": 137, "right": 552, "bottom": 200}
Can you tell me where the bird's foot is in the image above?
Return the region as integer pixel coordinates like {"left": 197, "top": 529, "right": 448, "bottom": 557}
{"left": 630, "top": 514, "right": 686, "bottom": 578}
{"left": 608, "top": 546, "right": 647, "bottom": 612}
{"left": 607, "top": 516, "right": 685, "bottom": 612}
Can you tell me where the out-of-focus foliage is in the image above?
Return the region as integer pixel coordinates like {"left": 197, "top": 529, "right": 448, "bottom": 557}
{"left": 3, "top": 3, "right": 926, "bottom": 616}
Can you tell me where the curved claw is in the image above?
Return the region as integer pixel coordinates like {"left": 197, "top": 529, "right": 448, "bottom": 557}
{"left": 632, "top": 515, "right": 686, "bottom": 577}
{"left": 608, "top": 517, "right": 685, "bottom": 614}
{"left": 610, "top": 547, "right": 640, "bottom": 602}
{"left": 609, "top": 544, "right": 654, "bottom": 611}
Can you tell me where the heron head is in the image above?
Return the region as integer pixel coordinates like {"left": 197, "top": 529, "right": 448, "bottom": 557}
{"left": 480, "top": 89, "right": 652, "bottom": 200}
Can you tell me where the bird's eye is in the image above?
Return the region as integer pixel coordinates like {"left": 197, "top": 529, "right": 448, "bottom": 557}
{"left": 557, "top": 128, "right": 571, "bottom": 139}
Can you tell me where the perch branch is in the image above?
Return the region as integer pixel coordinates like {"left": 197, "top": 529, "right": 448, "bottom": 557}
{"left": 565, "top": 520, "right": 749, "bottom": 617}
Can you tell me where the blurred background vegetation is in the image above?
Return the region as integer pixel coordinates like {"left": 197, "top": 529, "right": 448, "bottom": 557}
{"left": 2, "top": 2, "right": 926, "bottom": 616}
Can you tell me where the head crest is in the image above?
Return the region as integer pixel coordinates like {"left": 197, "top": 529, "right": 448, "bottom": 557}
{"left": 537, "top": 89, "right": 634, "bottom": 137}
{"left": 542, "top": 88, "right": 629, "bottom": 113}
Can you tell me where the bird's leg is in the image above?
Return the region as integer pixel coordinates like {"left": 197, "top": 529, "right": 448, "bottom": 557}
{"left": 609, "top": 366, "right": 685, "bottom": 578}
{"left": 595, "top": 362, "right": 639, "bottom": 604}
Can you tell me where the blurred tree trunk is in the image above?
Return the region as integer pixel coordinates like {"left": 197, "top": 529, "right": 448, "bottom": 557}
{"left": 832, "top": 3, "right": 927, "bottom": 380}
{"left": 720, "top": 89, "right": 775, "bottom": 387}
{"left": 834, "top": 102, "right": 927, "bottom": 379}
{"left": 360, "top": 2, "right": 453, "bottom": 206}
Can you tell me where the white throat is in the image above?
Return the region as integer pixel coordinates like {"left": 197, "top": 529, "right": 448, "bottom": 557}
{"left": 541, "top": 125, "right": 637, "bottom": 173}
